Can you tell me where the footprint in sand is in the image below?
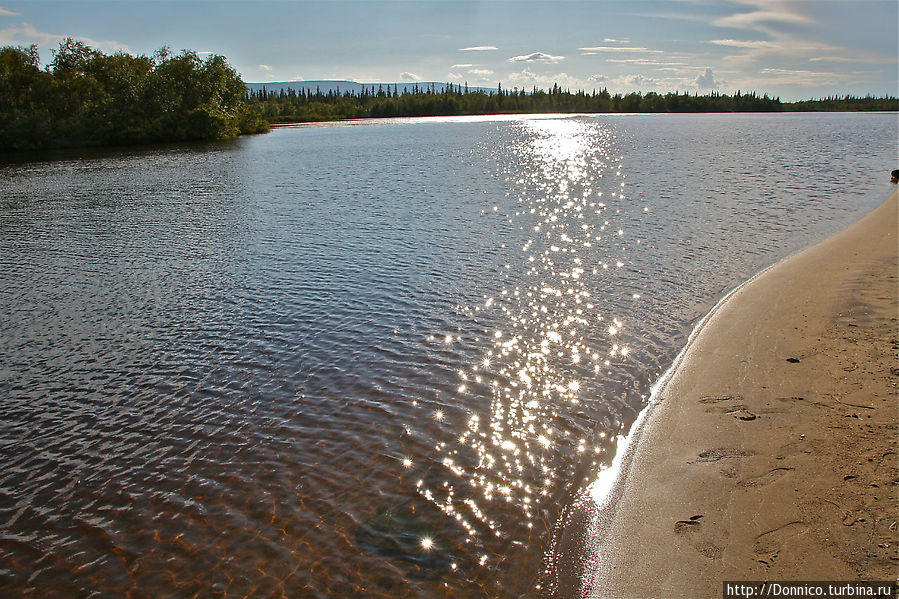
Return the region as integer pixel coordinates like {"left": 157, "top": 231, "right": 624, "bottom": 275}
{"left": 699, "top": 394, "right": 743, "bottom": 404}
{"left": 698, "top": 395, "right": 757, "bottom": 421}
{"left": 739, "top": 467, "right": 793, "bottom": 488}
{"left": 674, "top": 515, "right": 722, "bottom": 559}
{"left": 692, "top": 448, "right": 753, "bottom": 463}
{"left": 674, "top": 514, "right": 703, "bottom": 533}
{"left": 753, "top": 521, "right": 808, "bottom": 565}
{"left": 727, "top": 407, "right": 758, "bottom": 421}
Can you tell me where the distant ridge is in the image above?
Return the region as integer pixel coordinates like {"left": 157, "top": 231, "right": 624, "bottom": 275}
{"left": 245, "top": 80, "right": 494, "bottom": 95}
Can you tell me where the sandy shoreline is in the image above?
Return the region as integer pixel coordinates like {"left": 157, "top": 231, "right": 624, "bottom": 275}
{"left": 551, "top": 190, "right": 898, "bottom": 597}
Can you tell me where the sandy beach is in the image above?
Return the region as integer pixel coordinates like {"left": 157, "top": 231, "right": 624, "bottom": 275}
{"left": 557, "top": 190, "right": 898, "bottom": 598}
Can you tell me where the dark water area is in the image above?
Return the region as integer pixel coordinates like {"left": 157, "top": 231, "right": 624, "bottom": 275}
{"left": 0, "top": 113, "right": 894, "bottom": 597}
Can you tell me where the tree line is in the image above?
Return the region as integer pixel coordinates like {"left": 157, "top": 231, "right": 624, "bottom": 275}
{"left": 1, "top": 41, "right": 896, "bottom": 152}
{"left": 249, "top": 83, "right": 898, "bottom": 123}
{"left": 0, "top": 40, "right": 268, "bottom": 152}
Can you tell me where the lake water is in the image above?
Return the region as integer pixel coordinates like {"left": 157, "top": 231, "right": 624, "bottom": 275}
{"left": 0, "top": 113, "right": 894, "bottom": 597}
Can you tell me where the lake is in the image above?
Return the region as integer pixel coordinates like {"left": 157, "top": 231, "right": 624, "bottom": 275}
{"left": 0, "top": 113, "right": 894, "bottom": 597}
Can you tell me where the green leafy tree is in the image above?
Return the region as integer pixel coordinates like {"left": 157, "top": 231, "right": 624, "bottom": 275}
{"left": 0, "top": 40, "right": 268, "bottom": 152}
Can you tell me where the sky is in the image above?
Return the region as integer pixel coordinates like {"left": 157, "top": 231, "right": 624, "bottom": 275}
{"left": 1, "top": 0, "right": 896, "bottom": 101}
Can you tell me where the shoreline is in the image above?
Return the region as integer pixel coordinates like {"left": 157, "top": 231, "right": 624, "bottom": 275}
{"left": 550, "top": 189, "right": 898, "bottom": 597}
{"left": 266, "top": 110, "right": 899, "bottom": 129}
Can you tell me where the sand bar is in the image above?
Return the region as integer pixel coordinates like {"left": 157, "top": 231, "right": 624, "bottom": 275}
{"left": 562, "top": 190, "right": 898, "bottom": 598}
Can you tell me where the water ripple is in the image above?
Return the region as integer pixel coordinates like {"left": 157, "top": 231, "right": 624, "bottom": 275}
{"left": 0, "top": 113, "right": 894, "bottom": 597}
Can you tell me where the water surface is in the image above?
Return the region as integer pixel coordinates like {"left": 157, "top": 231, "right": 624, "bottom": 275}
{"left": 0, "top": 113, "right": 894, "bottom": 597}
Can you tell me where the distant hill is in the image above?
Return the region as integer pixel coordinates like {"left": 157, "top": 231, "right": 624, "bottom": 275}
{"left": 245, "top": 80, "right": 494, "bottom": 96}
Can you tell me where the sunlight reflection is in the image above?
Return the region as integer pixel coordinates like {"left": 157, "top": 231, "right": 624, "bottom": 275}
{"left": 403, "top": 116, "right": 641, "bottom": 582}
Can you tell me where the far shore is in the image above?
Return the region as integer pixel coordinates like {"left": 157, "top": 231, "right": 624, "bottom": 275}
{"left": 264, "top": 109, "right": 899, "bottom": 129}
{"left": 549, "top": 189, "right": 898, "bottom": 597}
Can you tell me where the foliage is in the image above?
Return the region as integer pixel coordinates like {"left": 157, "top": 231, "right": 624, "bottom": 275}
{"left": 248, "top": 83, "right": 898, "bottom": 124}
{"left": 0, "top": 40, "right": 269, "bottom": 152}
{"left": 2, "top": 39, "right": 895, "bottom": 151}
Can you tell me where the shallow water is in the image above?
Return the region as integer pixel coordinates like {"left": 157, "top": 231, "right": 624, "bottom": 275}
{"left": 0, "top": 113, "right": 894, "bottom": 597}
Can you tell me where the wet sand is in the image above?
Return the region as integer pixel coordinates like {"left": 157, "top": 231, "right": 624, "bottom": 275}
{"left": 577, "top": 190, "right": 898, "bottom": 597}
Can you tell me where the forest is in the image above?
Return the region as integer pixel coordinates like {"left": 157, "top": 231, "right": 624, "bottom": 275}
{"left": 1, "top": 40, "right": 896, "bottom": 152}
{"left": 0, "top": 40, "right": 268, "bottom": 152}
{"left": 249, "top": 83, "right": 899, "bottom": 123}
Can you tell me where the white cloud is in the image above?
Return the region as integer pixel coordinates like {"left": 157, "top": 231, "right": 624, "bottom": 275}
{"left": 400, "top": 71, "right": 422, "bottom": 81}
{"left": 732, "top": 67, "right": 856, "bottom": 92}
{"left": 501, "top": 68, "right": 713, "bottom": 94}
{"left": 0, "top": 22, "right": 129, "bottom": 55}
{"left": 713, "top": 3, "right": 814, "bottom": 30}
{"left": 607, "top": 72, "right": 724, "bottom": 93}
{"left": 808, "top": 56, "right": 857, "bottom": 64}
{"left": 459, "top": 45, "right": 498, "bottom": 51}
{"left": 580, "top": 45, "right": 663, "bottom": 54}
{"left": 503, "top": 68, "right": 585, "bottom": 90}
{"left": 602, "top": 38, "right": 629, "bottom": 43}
{"left": 606, "top": 58, "right": 688, "bottom": 66}
{"left": 451, "top": 63, "right": 474, "bottom": 68}
{"left": 708, "top": 35, "right": 847, "bottom": 67}
{"left": 468, "top": 68, "right": 494, "bottom": 78}
{"left": 704, "top": 2, "right": 873, "bottom": 70}
{"left": 509, "top": 51, "right": 564, "bottom": 63}
{"left": 0, "top": 6, "right": 20, "bottom": 16}
{"left": 259, "top": 64, "right": 272, "bottom": 71}
{"left": 694, "top": 67, "right": 721, "bottom": 89}
{"left": 447, "top": 71, "right": 464, "bottom": 81}
{"left": 758, "top": 67, "right": 845, "bottom": 84}
{"left": 708, "top": 38, "right": 779, "bottom": 49}
{"left": 618, "top": 74, "right": 661, "bottom": 88}
{"left": 809, "top": 54, "right": 896, "bottom": 65}
{"left": 500, "top": 68, "right": 730, "bottom": 95}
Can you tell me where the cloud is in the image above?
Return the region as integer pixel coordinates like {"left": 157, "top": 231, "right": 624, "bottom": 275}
{"left": 656, "top": 67, "right": 700, "bottom": 74}
{"left": 459, "top": 45, "right": 498, "bottom": 51}
{"left": 631, "top": 0, "right": 812, "bottom": 37}
{"left": 400, "top": 71, "right": 422, "bottom": 81}
{"left": 447, "top": 71, "right": 464, "bottom": 81}
{"left": 503, "top": 68, "right": 586, "bottom": 90}
{"left": 579, "top": 46, "right": 664, "bottom": 54}
{"left": 708, "top": 38, "right": 779, "bottom": 49}
{"left": 259, "top": 64, "right": 272, "bottom": 71}
{"left": 708, "top": 35, "right": 848, "bottom": 67}
{"left": 713, "top": 4, "right": 813, "bottom": 30}
{"left": 580, "top": 45, "right": 658, "bottom": 53}
{"left": 602, "top": 38, "right": 629, "bottom": 43}
{"left": 0, "top": 6, "right": 19, "bottom": 16}
{"left": 618, "top": 74, "right": 661, "bottom": 88}
{"left": 500, "top": 68, "right": 729, "bottom": 95}
{"left": 468, "top": 68, "right": 494, "bottom": 78}
{"left": 509, "top": 51, "right": 564, "bottom": 63}
{"left": 703, "top": 1, "right": 882, "bottom": 71}
{"left": 606, "top": 58, "right": 688, "bottom": 66}
{"left": 809, "top": 55, "right": 895, "bottom": 65}
{"left": 451, "top": 63, "right": 474, "bottom": 68}
{"left": 502, "top": 68, "right": 705, "bottom": 94}
{"left": 0, "top": 22, "right": 66, "bottom": 45}
{"left": 0, "top": 22, "right": 129, "bottom": 54}
{"left": 729, "top": 66, "right": 859, "bottom": 93}
{"left": 758, "top": 67, "right": 845, "bottom": 84}
{"left": 694, "top": 67, "right": 721, "bottom": 89}
{"left": 602, "top": 71, "right": 731, "bottom": 93}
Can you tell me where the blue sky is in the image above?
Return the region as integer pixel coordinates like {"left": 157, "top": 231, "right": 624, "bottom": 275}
{"left": 1, "top": 0, "right": 896, "bottom": 100}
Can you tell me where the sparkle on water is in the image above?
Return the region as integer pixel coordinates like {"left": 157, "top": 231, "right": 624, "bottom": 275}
{"left": 0, "top": 112, "right": 893, "bottom": 598}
